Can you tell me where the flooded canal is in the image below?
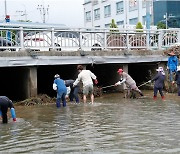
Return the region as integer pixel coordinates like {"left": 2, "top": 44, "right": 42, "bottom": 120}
{"left": 0, "top": 91, "right": 180, "bottom": 153}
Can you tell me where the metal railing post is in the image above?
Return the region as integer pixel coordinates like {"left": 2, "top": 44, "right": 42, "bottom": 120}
{"left": 146, "top": 29, "right": 150, "bottom": 50}
{"left": 79, "top": 29, "right": 82, "bottom": 50}
{"left": 126, "top": 31, "right": 130, "bottom": 50}
{"left": 51, "top": 28, "right": 55, "bottom": 50}
{"left": 177, "top": 30, "right": 180, "bottom": 43}
{"left": 20, "top": 26, "right": 24, "bottom": 50}
{"left": 104, "top": 29, "right": 107, "bottom": 50}
{"left": 158, "top": 30, "right": 163, "bottom": 50}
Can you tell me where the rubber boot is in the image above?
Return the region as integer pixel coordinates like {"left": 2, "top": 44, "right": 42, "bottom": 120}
{"left": 63, "top": 100, "right": 66, "bottom": 107}
{"left": 153, "top": 96, "right": 157, "bottom": 100}
{"left": 56, "top": 99, "right": 61, "bottom": 108}
{"left": 161, "top": 96, "right": 165, "bottom": 100}
{"left": 75, "top": 98, "right": 79, "bottom": 103}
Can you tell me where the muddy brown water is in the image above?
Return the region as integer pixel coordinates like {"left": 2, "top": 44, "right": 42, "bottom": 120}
{"left": 0, "top": 91, "right": 180, "bottom": 153}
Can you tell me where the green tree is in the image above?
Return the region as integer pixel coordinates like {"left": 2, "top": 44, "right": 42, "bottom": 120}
{"left": 110, "top": 19, "right": 119, "bottom": 32}
{"left": 136, "top": 22, "right": 143, "bottom": 32}
{"left": 157, "top": 21, "right": 166, "bottom": 29}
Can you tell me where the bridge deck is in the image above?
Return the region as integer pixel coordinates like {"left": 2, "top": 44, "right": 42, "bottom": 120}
{"left": 0, "top": 49, "right": 167, "bottom": 67}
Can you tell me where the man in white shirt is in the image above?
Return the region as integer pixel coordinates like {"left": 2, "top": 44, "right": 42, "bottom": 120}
{"left": 73, "top": 65, "right": 98, "bottom": 104}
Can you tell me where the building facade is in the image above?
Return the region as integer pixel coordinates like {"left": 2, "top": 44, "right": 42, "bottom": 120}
{"left": 153, "top": 0, "right": 180, "bottom": 28}
{"left": 83, "top": 0, "right": 153, "bottom": 29}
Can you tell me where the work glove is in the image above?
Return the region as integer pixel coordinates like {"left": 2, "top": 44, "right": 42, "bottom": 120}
{"left": 94, "top": 79, "right": 98, "bottom": 85}
{"left": 115, "top": 81, "right": 121, "bottom": 86}
{"left": 148, "top": 80, "right": 151, "bottom": 83}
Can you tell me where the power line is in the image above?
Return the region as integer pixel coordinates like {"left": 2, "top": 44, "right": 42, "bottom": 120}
{"left": 37, "top": 3, "right": 49, "bottom": 23}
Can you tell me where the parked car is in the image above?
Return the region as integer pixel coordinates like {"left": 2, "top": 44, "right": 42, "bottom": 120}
{"left": 0, "top": 37, "right": 16, "bottom": 51}
{"left": 24, "top": 31, "right": 103, "bottom": 51}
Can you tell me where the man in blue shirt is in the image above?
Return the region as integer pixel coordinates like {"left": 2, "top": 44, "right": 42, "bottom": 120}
{"left": 53, "top": 74, "right": 67, "bottom": 108}
{"left": 167, "top": 51, "right": 179, "bottom": 82}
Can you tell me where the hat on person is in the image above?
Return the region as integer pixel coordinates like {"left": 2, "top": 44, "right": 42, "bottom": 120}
{"left": 177, "top": 66, "right": 180, "bottom": 71}
{"left": 117, "top": 68, "right": 123, "bottom": 73}
{"left": 156, "top": 67, "right": 164, "bottom": 72}
{"left": 168, "top": 51, "right": 175, "bottom": 56}
{"left": 54, "top": 74, "right": 60, "bottom": 78}
{"left": 77, "top": 65, "right": 83, "bottom": 70}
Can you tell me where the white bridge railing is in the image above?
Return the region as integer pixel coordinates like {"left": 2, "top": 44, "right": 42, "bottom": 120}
{"left": 0, "top": 23, "right": 180, "bottom": 52}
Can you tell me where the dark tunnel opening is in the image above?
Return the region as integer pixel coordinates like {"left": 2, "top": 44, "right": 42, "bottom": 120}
{"left": 128, "top": 63, "right": 158, "bottom": 87}
{"left": 0, "top": 67, "right": 28, "bottom": 101}
{"left": 37, "top": 64, "right": 79, "bottom": 98}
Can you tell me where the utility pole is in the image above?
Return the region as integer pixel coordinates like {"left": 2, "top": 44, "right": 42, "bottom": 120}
{"left": 16, "top": 9, "right": 28, "bottom": 21}
{"left": 164, "top": 12, "right": 168, "bottom": 29}
{"left": 4, "top": 0, "right": 7, "bottom": 18}
{"left": 37, "top": 3, "right": 49, "bottom": 23}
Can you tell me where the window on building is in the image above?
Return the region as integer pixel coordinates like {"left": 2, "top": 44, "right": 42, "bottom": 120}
{"left": 142, "top": 0, "right": 152, "bottom": 8}
{"left": 116, "top": 1, "right": 124, "bottom": 14}
{"left": 117, "top": 20, "right": 124, "bottom": 25}
{"left": 142, "top": 0, "right": 146, "bottom": 8}
{"left": 92, "top": 0, "right": 99, "bottom": 5}
{"left": 104, "top": 5, "right": 111, "bottom": 17}
{"left": 105, "top": 23, "right": 110, "bottom": 28}
{"left": 86, "top": 11, "right": 91, "bottom": 22}
{"left": 94, "top": 8, "right": 100, "bottom": 20}
{"left": 142, "top": 15, "right": 152, "bottom": 25}
{"left": 129, "top": 0, "right": 138, "bottom": 11}
{"left": 143, "top": 16, "right": 146, "bottom": 25}
{"left": 84, "top": 0, "right": 91, "bottom": 4}
{"left": 129, "top": 17, "right": 138, "bottom": 25}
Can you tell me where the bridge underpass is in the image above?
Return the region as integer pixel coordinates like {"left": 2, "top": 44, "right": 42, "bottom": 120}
{"left": 0, "top": 67, "right": 29, "bottom": 101}
{"left": 0, "top": 63, "right": 160, "bottom": 101}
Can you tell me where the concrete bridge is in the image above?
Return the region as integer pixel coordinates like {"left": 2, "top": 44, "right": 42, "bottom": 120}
{"left": 0, "top": 24, "right": 177, "bottom": 101}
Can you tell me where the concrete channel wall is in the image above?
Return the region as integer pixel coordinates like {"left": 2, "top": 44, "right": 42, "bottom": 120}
{"left": 0, "top": 49, "right": 168, "bottom": 101}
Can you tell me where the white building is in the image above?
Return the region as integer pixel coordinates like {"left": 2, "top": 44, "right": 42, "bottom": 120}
{"left": 83, "top": 0, "right": 153, "bottom": 29}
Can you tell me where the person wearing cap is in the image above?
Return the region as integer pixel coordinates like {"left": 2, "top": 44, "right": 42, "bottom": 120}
{"left": 150, "top": 67, "right": 165, "bottom": 100}
{"left": 115, "top": 68, "right": 144, "bottom": 97}
{"left": 0, "top": 96, "right": 16, "bottom": 123}
{"left": 173, "top": 66, "right": 180, "bottom": 96}
{"left": 167, "top": 51, "right": 179, "bottom": 82}
{"left": 73, "top": 65, "right": 98, "bottom": 104}
{"left": 53, "top": 74, "right": 67, "bottom": 108}
{"left": 65, "top": 79, "right": 80, "bottom": 103}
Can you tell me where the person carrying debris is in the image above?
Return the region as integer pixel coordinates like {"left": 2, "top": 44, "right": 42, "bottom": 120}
{"left": 65, "top": 79, "right": 80, "bottom": 103}
{"left": 53, "top": 74, "right": 67, "bottom": 108}
{"left": 167, "top": 51, "right": 178, "bottom": 82}
{"left": 114, "top": 68, "right": 143, "bottom": 98}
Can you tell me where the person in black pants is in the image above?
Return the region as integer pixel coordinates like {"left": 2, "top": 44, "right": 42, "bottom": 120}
{"left": 174, "top": 66, "right": 180, "bottom": 96}
{"left": 0, "top": 96, "right": 16, "bottom": 123}
{"left": 151, "top": 67, "right": 166, "bottom": 100}
{"left": 65, "top": 80, "right": 80, "bottom": 103}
